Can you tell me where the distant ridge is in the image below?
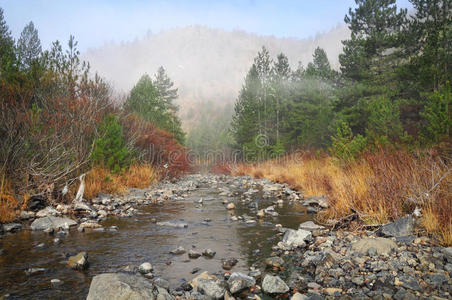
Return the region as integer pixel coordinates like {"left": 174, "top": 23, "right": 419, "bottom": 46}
{"left": 83, "top": 25, "right": 349, "bottom": 125}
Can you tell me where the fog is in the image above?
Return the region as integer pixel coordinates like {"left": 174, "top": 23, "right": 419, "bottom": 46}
{"left": 83, "top": 25, "right": 349, "bottom": 128}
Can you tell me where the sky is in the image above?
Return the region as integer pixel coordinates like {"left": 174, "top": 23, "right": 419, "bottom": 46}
{"left": 0, "top": 0, "right": 413, "bottom": 52}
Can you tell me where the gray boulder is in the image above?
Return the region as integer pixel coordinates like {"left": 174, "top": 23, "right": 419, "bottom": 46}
{"left": 87, "top": 273, "right": 156, "bottom": 300}
{"left": 442, "top": 247, "right": 452, "bottom": 263}
{"left": 351, "top": 237, "right": 397, "bottom": 255}
{"left": 298, "top": 221, "right": 325, "bottom": 231}
{"left": 3, "top": 223, "right": 22, "bottom": 233}
{"left": 138, "top": 262, "right": 153, "bottom": 274}
{"left": 73, "top": 201, "right": 94, "bottom": 212}
{"left": 67, "top": 252, "right": 89, "bottom": 270}
{"left": 379, "top": 216, "right": 415, "bottom": 237}
{"left": 30, "top": 216, "right": 77, "bottom": 231}
{"left": 170, "top": 246, "right": 186, "bottom": 255}
{"left": 282, "top": 229, "right": 312, "bottom": 248}
{"left": 262, "top": 275, "right": 289, "bottom": 294}
{"left": 197, "top": 278, "right": 225, "bottom": 299}
{"left": 227, "top": 272, "right": 256, "bottom": 294}
{"left": 36, "top": 206, "right": 60, "bottom": 217}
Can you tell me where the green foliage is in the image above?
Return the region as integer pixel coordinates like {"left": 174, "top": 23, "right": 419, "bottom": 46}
{"left": 421, "top": 83, "right": 452, "bottom": 144}
{"left": 366, "top": 96, "right": 403, "bottom": 142}
{"left": 331, "top": 121, "right": 367, "bottom": 161}
{"left": 91, "top": 114, "right": 131, "bottom": 173}
{"left": 16, "top": 21, "right": 42, "bottom": 69}
{"left": 305, "top": 47, "right": 335, "bottom": 81}
{"left": 126, "top": 71, "right": 185, "bottom": 144}
{"left": 0, "top": 7, "right": 17, "bottom": 77}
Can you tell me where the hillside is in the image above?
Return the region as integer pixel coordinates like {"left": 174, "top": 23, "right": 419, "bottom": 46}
{"left": 83, "top": 25, "right": 349, "bottom": 128}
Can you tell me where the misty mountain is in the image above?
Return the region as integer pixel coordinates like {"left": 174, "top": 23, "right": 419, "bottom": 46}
{"left": 83, "top": 25, "right": 349, "bottom": 128}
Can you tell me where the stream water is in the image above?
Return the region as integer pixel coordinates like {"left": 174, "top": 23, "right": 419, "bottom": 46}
{"left": 0, "top": 175, "right": 312, "bottom": 299}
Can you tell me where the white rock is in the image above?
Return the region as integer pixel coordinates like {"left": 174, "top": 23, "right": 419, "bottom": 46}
{"left": 138, "top": 262, "right": 153, "bottom": 274}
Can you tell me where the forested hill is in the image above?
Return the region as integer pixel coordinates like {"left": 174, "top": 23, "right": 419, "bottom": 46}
{"left": 83, "top": 25, "right": 349, "bottom": 125}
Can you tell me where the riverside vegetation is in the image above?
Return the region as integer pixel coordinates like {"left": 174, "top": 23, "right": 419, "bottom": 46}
{"left": 229, "top": 0, "right": 451, "bottom": 246}
{"left": 0, "top": 7, "right": 190, "bottom": 223}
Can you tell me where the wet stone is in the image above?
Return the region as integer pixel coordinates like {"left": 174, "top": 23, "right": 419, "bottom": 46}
{"left": 170, "top": 246, "right": 186, "bottom": 255}
{"left": 227, "top": 272, "right": 256, "bottom": 294}
{"left": 188, "top": 250, "right": 202, "bottom": 259}
{"left": 138, "top": 262, "right": 153, "bottom": 274}
{"left": 202, "top": 248, "right": 216, "bottom": 258}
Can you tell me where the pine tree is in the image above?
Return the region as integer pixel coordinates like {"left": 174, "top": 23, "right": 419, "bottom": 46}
{"left": 126, "top": 73, "right": 185, "bottom": 144}
{"left": 0, "top": 8, "right": 16, "bottom": 76}
{"left": 273, "top": 53, "right": 291, "bottom": 81}
{"left": 231, "top": 64, "right": 260, "bottom": 152}
{"left": 406, "top": 0, "right": 452, "bottom": 91}
{"left": 17, "top": 21, "right": 42, "bottom": 69}
{"left": 306, "top": 47, "right": 334, "bottom": 80}
{"left": 153, "top": 66, "right": 178, "bottom": 112}
{"left": 340, "top": 0, "right": 407, "bottom": 83}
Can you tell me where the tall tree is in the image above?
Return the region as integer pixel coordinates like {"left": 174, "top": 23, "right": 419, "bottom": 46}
{"left": 273, "top": 53, "right": 291, "bottom": 81}
{"left": 340, "top": 0, "right": 407, "bottom": 83}
{"left": 153, "top": 66, "right": 178, "bottom": 112}
{"left": 126, "top": 73, "right": 185, "bottom": 144}
{"left": 17, "top": 21, "right": 42, "bottom": 69}
{"left": 406, "top": 0, "right": 452, "bottom": 91}
{"left": 306, "top": 47, "right": 334, "bottom": 80}
{"left": 0, "top": 8, "right": 16, "bottom": 76}
{"left": 231, "top": 64, "right": 263, "bottom": 159}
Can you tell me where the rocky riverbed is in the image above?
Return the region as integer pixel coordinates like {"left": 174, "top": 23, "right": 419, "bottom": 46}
{"left": 0, "top": 174, "right": 451, "bottom": 299}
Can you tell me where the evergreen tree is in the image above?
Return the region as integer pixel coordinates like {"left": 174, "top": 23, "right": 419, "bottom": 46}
{"left": 153, "top": 66, "right": 178, "bottom": 112}
{"left": 340, "top": 0, "right": 407, "bottom": 83}
{"left": 231, "top": 65, "right": 260, "bottom": 155}
{"left": 126, "top": 73, "right": 185, "bottom": 144}
{"left": 17, "top": 21, "right": 42, "bottom": 69}
{"left": 306, "top": 47, "right": 333, "bottom": 80}
{"left": 406, "top": 0, "right": 452, "bottom": 91}
{"left": 273, "top": 53, "right": 291, "bottom": 81}
{"left": 0, "top": 8, "right": 16, "bottom": 76}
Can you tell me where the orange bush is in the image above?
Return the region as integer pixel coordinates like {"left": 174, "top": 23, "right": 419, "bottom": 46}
{"left": 84, "top": 164, "right": 159, "bottom": 200}
{"left": 0, "top": 175, "right": 18, "bottom": 223}
{"left": 122, "top": 114, "right": 191, "bottom": 177}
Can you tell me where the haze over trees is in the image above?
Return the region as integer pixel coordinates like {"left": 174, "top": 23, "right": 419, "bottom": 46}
{"left": 231, "top": 0, "right": 451, "bottom": 161}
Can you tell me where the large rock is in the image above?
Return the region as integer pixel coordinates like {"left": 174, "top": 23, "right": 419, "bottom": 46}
{"left": 379, "top": 216, "right": 415, "bottom": 237}
{"left": 36, "top": 206, "right": 60, "bottom": 217}
{"left": 443, "top": 247, "right": 452, "bottom": 263}
{"left": 197, "top": 278, "right": 225, "bottom": 299}
{"left": 31, "top": 216, "right": 77, "bottom": 231}
{"left": 351, "top": 237, "right": 397, "bottom": 255}
{"left": 227, "top": 272, "right": 256, "bottom": 294}
{"left": 282, "top": 229, "right": 312, "bottom": 248}
{"left": 190, "top": 271, "right": 218, "bottom": 291}
{"left": 138, "top": 262, "right": 153, "bottom": 274}
{"left": 262, "top": 275, "right": 289, "bottom": 294}
{"left": 302, "top": 196, "right": 328, "bottom": 208}
{"left": 298, "top": 221, "right": 325, "bottom": 231}
{"left": 73, "top": 201, "right": 94, "bottom": 212}
{"left": 67, "top": 252, "right": 89, "bottom": 270}
{"left": 87, "top": 273, "right": 156, "bottom": 300}
{"left": 3, "top": 223, "right": 22, "bottom": 233}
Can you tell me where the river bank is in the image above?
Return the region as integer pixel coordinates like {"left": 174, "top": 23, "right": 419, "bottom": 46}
{"left": 0, "top": 174, "right": 451, "bottom": 299}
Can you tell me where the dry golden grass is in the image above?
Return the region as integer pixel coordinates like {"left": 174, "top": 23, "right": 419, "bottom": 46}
{"left": 233, "top": 149, "right": 452, "bottom": 245}
{"left": 84, "top": 164, "right": 159, "bottom": 200}
{"left": 0, "top": 174, "right": 18, "bottom": 223}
